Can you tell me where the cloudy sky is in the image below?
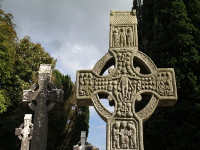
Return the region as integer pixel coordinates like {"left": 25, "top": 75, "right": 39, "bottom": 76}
{"left": 1, "top": 0, "right": 133, "bottom": 149}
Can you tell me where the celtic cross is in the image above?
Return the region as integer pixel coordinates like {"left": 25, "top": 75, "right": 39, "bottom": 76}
{"left": 76, "top": 10, "right": 177, "bottom": 150}
{"left": 22, "top": 64, "right": 64, "bottom": 150}
{"left": 15, "top": 114, "right": 33, "bottom": 150}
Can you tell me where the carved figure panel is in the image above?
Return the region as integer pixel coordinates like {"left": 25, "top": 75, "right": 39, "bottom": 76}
{"left": 111, "top": 26, "right": 137, "bottom": 48}
{"left": 112, "top": 120, "right": 138, "bottom": 149}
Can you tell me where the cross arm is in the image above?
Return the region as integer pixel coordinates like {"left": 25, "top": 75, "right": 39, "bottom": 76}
{"left": 76, "top": 69, "right": 112, "bottom": 106}
{"left": 153, "top": 68, "right": 177, "bottom": 106}
{"left": 22, "top": 83, "right": 40, "bottom": 103}
{"left": 15, "top": 128, "right": 22, "bottom": 136}
{"left": 76, "top": 70, "right": 96, "bottom": 106}
{"left": 22, "top": 90, "right": 36, "bottom": 103}
{"left": 47, "top": 89, "right": 64, "bottom": 103}
{"left": 135, "top": 68, "right": 177, "bottom": 107}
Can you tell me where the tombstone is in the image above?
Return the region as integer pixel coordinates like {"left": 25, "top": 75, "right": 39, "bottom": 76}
{"left": 73, "top": 131, "right": 86, "bottom": 150}
{"left": 22, "top": 64, "right": 64, "bottom": 150}
{"left": 73, "top": 131, "right": 99, "bottom": 150}
{"left": 80, "top": 131, "right": 86, "bottom": 150}
{"left": 15, "top": 114, "right": 33, "bottom": 150}
{"left": 76, "top": 10, "right": 178, "bottom": 150}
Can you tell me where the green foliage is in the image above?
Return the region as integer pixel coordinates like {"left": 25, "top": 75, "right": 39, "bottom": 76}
{"left": 0, "top": 6, "right": 17, "bottom": 113}
{"left": 52, "top": 84, "right": 90, "bottom": 150}
{"left": 139, "top": 0, "right": 200, "bottom": 149}
{"left": 15, "top": 36, "right": 56, "bottom": 88}
{"left": 47, "top": 69, "right": 74, "bottom": 149}
{"left": 0, "top": 90, "right": 6, "bottom": 113}
{"left": 73, "top": 106, "right": 90, "bottom": 143}
{"left": 133, "top": 0, "right": 142, "bottom": 23}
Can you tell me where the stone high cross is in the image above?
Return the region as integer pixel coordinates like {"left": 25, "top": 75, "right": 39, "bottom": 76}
{"left": 15, "top": 114, "right": 33, "bottom": 150}
{"left": 22, "top": 64, "right": 64, "bottom": 150}
{"left": 76, "top": 10, "right": 177, "bottom": 150}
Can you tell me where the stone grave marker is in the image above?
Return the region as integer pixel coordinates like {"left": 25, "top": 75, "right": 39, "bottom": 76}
{"left": 73, "top": 131, "right": 86, "bottom": 150}
{"left": 80, "top": 131, "right": 86, "bottom": 149}
{"left": 76, "top": 10, "right": 178, "bottom": 150}
{"left": 22, "top": 64, "right": 64, "bottom": 150}
{"left": 15, "top": 114, "right": 33, "bottom": 150}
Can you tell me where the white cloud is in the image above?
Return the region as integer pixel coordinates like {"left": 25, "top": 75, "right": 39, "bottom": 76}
{"left": 51, "top": 42, "right": 102, "bottom": 81}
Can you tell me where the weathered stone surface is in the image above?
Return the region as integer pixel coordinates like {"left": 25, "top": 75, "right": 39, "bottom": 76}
{"left": 81, "top": 131, "right": 86, "bottom": 146}
{"left": 22, "top": 64, "right": 64, "bottom": 150}
{"left": 76, "top": 10, "right": 177, "bottom": 150}
{"left": 73, "top": 131, "right": 87, "bottom": 150}
{"left": 15, "top": 114, "right": 33, "bottom": 150}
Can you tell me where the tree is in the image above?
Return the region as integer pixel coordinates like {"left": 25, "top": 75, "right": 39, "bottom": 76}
{"left": 53, "top": 83, "right": 90, "bottom": 150}
{"left": 47, "top": 70, "right": 89, "bottom": 150}
{"left": 0, "top": 35, "right": 56, "bottom": 149}
{"left": 138, "top": 0, "right": 200, "bottom": 149}
{"left": 133, "top": 0, "right": 143, "bottom": 44}
{"left": 133, "top": 0, "right": 142, "bottom": 23}
{"left": 0, "top": 6, "right": 17, "bottom": 114}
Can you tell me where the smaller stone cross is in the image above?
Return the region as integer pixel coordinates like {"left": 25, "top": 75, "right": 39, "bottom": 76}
{"left": 15, "top": 114, "right": 33, "bottom": 150}
{"left": 22, "top": 64, "right": 64, "bottom": 150}
{"left": 73, "top": 131, "right": 87, "bottom": 150}
{"left": 80, "top": 131, "right": 86, "bottom": 150}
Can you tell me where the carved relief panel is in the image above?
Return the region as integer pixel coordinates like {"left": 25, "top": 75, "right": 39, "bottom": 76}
{"left": 111, "top": 120, "right": 139, "bottom": 149}
{"left": 111, "top": 26, "right": 137, "bottom": 47}
{"left": 110, "top": 10, "right": 138, "bottom": 48}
